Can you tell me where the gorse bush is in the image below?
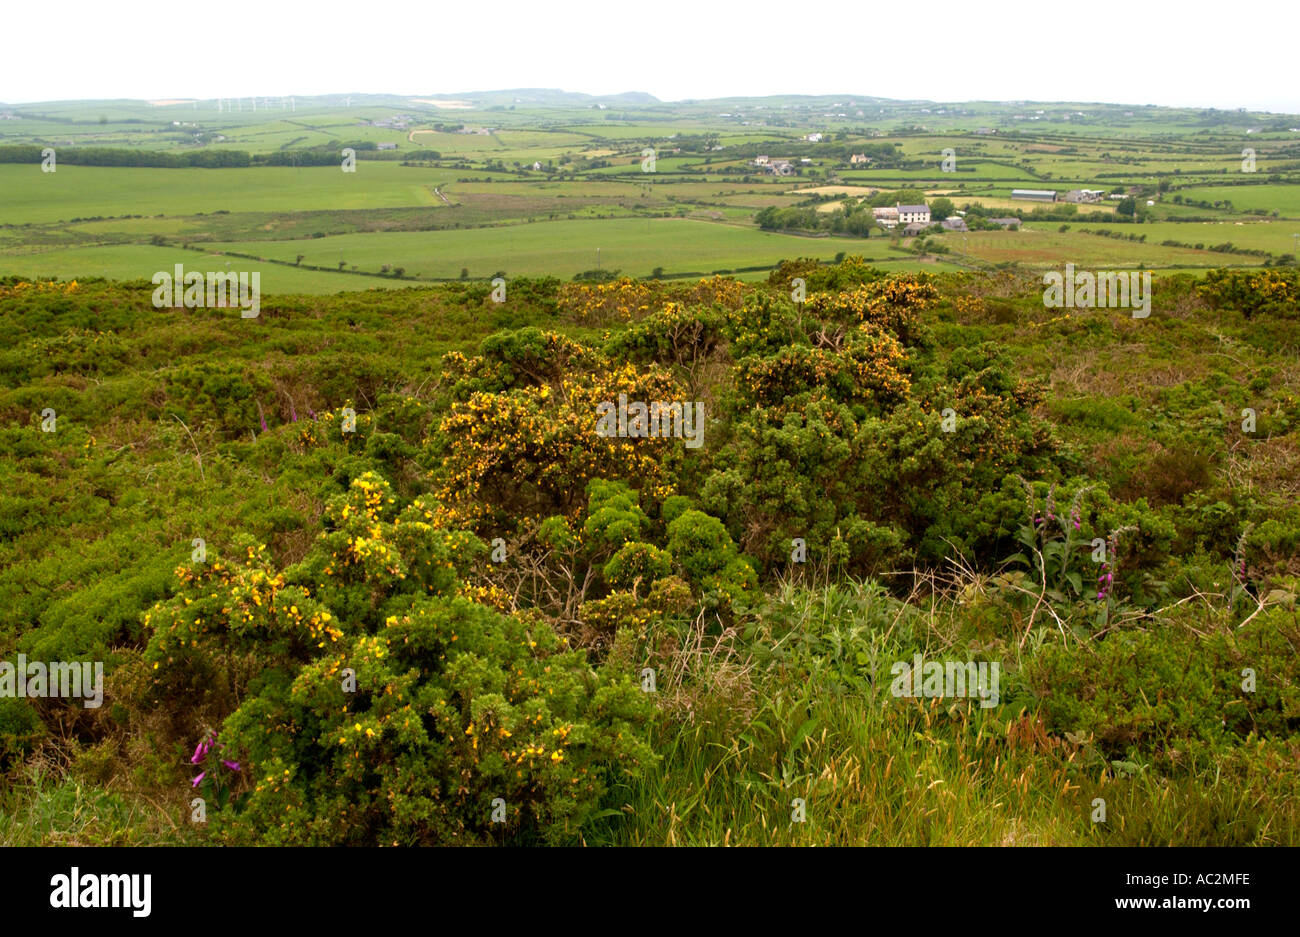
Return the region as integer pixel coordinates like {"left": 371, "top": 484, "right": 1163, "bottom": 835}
{"left": 143, "top": 474, "right": 657, "bottom": 844}
{"left": 1197, "top": 269, "right": 1299, "bottom": 320}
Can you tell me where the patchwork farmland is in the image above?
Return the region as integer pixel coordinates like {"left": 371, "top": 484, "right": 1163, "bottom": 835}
{"left": 4, "top": 94, "right": 1300, "bottom": 287}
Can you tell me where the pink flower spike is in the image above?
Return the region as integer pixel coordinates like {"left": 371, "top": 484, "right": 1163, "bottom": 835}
{"left": 191, "top": 772, "right": 206, "bottom": 788}
{"left": 223, "top": 760, "right": 240, "bottom": 772}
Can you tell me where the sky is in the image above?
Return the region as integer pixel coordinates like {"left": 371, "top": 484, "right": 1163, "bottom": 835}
{"left": 4, "top": 0, "right": 1297, "bottom": 113}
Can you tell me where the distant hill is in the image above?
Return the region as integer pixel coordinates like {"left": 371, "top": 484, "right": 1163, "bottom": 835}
{"left": 411, "top": 88, "right": 661, "bottom": 108}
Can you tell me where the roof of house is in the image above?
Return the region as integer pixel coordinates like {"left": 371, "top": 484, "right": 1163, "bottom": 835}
{"left": 897, "top": 204, "right": 929, "bottom": 213}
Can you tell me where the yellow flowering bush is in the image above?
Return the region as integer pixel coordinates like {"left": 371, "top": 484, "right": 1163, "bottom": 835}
{"left": 803, "top": 276, "right": 937, "bottom": 345}
{"left": 1197, "top": 269, "right": 1299, "bottom": 320}
{"left": 557, "top": 277, "right": 662, "bottom": 324}
{"left": 142, "top": 473, "right": 656, "bottom": 845}
{"left": 734, "top": 334, "right": 910, "bottom": 417}
{"left": 211, "top": 593, "right": 655, "bottom": 845}
{"left": 429, "top": 336, "right": 685, "bottom": 531}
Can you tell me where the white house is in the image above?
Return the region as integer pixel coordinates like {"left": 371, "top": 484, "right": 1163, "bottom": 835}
{"left": 897, "top": 203, "right": 931, "bottom": 224}
{"left": 872, "top": 206, "right": 900, "bottom": 229}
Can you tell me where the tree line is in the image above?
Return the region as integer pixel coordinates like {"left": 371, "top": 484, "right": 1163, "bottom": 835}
{"left": 0, "top": 142, "right": 385, "bottom": 168}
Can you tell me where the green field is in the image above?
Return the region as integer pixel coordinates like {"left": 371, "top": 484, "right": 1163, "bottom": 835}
{"left": 209, "top": 218, "right": 933, "bottom": 279}
{"left": 4, "top": 243, "right": 403, "bottom": 292}
{"left": 0, "top": 163, "right": 456, "bottom": 224}
{"left": 1176, "top": 182, "right": 1300, "bottom": 216}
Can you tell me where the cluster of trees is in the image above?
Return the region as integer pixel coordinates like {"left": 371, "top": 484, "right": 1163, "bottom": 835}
{"left": 755, "top": 205, "right": 873, "bottom": 236}
{"left": 667, "top": 133, "right": 721, "bottom": 153}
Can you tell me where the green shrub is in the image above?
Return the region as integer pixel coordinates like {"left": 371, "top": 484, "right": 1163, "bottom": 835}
{"left": 603, "top": 542, "right": 673, "bottom": 589}
{"left": 0, "top": 699, "right": 44, "bottom": 767}
{"left": 208, "top": 594, "right": 657, "bottom": 845}
{"left": 666, "top": 510, "right": 757, "bottom": 605}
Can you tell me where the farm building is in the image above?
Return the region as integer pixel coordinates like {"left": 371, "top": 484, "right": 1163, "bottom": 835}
{"left": 1012, "top": 189, "right": 1058, "bottom": 202}
{"left": 902, "top": 222, "right": 929, "bottom": 236}
{"left": 898, "top": 204, "right": 931, "bottom": 224}
{"left": 850, "top": 153, "right": 872, "bottom": 164}
{"left": 1064, "top": 189, "right": 1105, "bottom": 203}
{"left": 941, "top": 216, "right": 968, "bottom": 231}
{"left": 376, "top": 142, "right": 398, "bottom": 151}
{"left": 988, "top": 217, "right": 1021, "bottom": 228}
{"left": 753, "top": 155, "right": 795, "bottom": 175}
{"left": 872, "top": 206, "right": 900, "bottom": 228}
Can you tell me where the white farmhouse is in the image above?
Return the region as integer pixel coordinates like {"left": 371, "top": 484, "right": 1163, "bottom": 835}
{"left": 897, "top": 203, "right": 931, "bottom": 225}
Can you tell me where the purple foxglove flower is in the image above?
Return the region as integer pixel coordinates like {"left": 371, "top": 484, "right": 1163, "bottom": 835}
{"left": 223, "top": 760, "right": 240, "bottom": 772}
{"left": 191, "top": 772, "right": 206, "bottom": 788}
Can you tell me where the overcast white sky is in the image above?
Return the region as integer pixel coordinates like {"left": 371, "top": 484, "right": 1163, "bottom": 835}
{"left": 4, "top": 0, "right": 1296, "bottom": 112}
